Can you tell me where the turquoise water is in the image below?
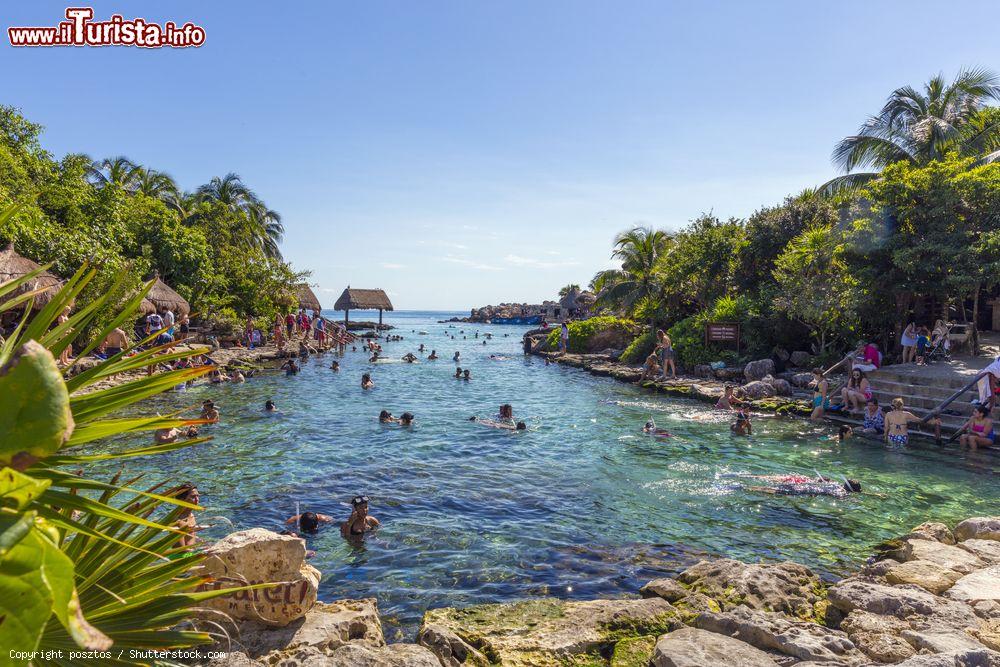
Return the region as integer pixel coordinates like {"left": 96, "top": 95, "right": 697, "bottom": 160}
{"left": 83, "top": 311, "right": 1000, "bottom": 639}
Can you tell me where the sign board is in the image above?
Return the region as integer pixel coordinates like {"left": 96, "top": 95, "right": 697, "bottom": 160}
{"left": 705, "top": 322, "right": 740, "bottom": 352}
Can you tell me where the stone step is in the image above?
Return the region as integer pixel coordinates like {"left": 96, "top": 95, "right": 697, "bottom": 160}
{"left": 868, "top": 378, "right": 975, "bottom": 401}
{"left": 870, "top": 367, "right": 984, "bottom": 391}
{"left": 868, "top": 389, "right": 977, "bottom": 415}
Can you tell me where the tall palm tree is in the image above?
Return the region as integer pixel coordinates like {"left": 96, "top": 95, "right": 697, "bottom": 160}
{"left": 196, "top": 172, "right": 255, "bottom": 212}
{"left": 247, "top": 203, "right": 284, "bottom": 259}
{"left": 822, "top": 68, "right": 1000, "bottom": 193}
{"left": 88, "top": 156, "right": 139, "bottom": 189}
{"left": 591, "top": 227, "right": 671, "bottom": 322}
{"left": 197, "top": 173, "right": 284, "bottom": 260}
{"left": 131, "top": 167, "right": 179, "bottom": 201}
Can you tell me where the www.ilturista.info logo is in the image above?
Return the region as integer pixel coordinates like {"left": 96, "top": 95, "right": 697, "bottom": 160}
{"left": 8, "top": 8, "right": 205, "bottom": 48}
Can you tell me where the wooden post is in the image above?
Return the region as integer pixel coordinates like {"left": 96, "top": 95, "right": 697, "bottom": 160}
{"left": 344, "top": 309, "right": 349, "bottom": 325}
{"left": 379, "top": 308, "right": 383, "bottom": 327}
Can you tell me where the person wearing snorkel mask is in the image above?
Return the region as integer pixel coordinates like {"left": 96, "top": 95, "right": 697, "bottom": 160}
{"left": 731, "top": 410, "right": 752, "bottom": 435}
{"left": 341, "top": 495, "right": 380, "bottom": 539}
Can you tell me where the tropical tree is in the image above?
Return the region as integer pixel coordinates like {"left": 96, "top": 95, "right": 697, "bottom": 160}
{"left": 591, "top": 226, "right": 671, "bottom": 331}
{"left": 196, "top": 173, "right": 284, "bottom": 260}
{"left": 88, "top": 156, "right": 139, "bottom": 190}
{"left": 558, "top": 284, "right": 580, "bottom": 298}
{"left": 822, "top": 68, "right": 1000, "bottom": 193}
{"left": 131, "top": 167, "right": 179, "bottom": 201}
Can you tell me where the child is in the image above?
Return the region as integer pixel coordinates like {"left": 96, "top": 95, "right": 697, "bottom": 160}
{"left": 915, "top": 327, "right": 930, "bottom": 365}
{"left": 731, "top": 410, "right": 752, "bottom": 435}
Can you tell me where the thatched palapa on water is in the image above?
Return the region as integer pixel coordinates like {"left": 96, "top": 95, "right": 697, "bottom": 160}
{"left": 334, "top": 287, "right": 393, "bottom": 325}
{"left": 294, "top": 283, "right": 322, "bottom": 312}
{"left": 0, "top": 243, "right": 63, "bottom": 310}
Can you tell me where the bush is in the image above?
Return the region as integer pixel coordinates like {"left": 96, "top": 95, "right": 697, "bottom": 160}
{"left": 621, "top": 330, "right": 655, "bottom": 363}
{"left": 545, "top": 316, "right": 638, "bottom": 353}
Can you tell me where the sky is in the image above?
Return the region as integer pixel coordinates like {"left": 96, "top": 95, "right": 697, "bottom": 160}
{"left": 4, "top": 1, "right": 1000, "bottom": 310}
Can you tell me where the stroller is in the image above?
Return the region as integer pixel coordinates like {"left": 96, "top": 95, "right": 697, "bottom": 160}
{"left": 924, "top": 323, "right": 954, "bottom": 363}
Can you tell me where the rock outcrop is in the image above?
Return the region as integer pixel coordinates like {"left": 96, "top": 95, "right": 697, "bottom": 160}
{"left": 744, "top": 358, "right": 775, "bottom": 381}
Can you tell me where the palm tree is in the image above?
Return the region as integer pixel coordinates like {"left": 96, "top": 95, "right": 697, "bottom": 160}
{"left": 88, "top": 156, "right": 139, "bottom": 189}
{"left": 197, "top": 173, "right": 284, "bottom": 260}
{"left": 558, "top": 284, "right": 581, "bottom": 298}
{"left": 822, "top": 68, "right": 1000, "bottom": 193}
{"left": 131, "top": 167, "right": 180, "bottom": 201}
{"left": 591, "top": 227, "right": 671, "bottom": 327}
{"left": 164, "top": 189, "right": 200, "bottom": 223}
{"left": 247, "top": 203, "right": 284, "bottom": 259}
{"left": 196, "top": 172, "right": 256, "bottom": 211}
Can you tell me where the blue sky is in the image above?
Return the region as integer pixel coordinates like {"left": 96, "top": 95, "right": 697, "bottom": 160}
{"left": 4, "top": 1, "right": 1000, "bottom": 310}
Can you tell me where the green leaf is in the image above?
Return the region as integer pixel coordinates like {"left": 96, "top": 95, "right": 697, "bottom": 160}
{"left": 0, "top": 468, "right": 51, "bottom": 511}
{"left": 0, "top": 341, "right": 75, "bottom": 468}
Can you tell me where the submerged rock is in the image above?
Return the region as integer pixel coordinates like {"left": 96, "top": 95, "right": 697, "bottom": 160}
{"left": 676, "top": 559, "right": 826, "bottom": 622}
{"left": 418, "top": 596, "right": 681, "bottom": 666}
{"left": 651, "top": 627, "right": 781, "bottom": 667}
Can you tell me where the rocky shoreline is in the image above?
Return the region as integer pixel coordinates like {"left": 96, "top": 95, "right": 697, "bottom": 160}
{"left": 205, "top": 516, "right": 1000, "bottom": 666}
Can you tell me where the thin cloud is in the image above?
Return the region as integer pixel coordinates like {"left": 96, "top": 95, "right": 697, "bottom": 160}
{"left": 381, "top": 262, "right": 406, "bottom": 270}
{"left": 441, "top": 255, "right": 503, "bottom": 271}
{"left": 504, "top": 254, "right": 580, "bottom": 269}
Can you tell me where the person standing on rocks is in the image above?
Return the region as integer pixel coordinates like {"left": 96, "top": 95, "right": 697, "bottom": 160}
{"left": 559, "top": 321, "right": 570, "bottom": 355}
{"left": 656, "top": 329, "right": 676, "bottom": 380}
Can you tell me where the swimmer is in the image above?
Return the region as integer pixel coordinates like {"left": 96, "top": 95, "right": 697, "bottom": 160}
{"left": 340, "top": 495, "right": 380, "bottom": 539}
{"left": 642, "top": 419, "right": 671, "bottom": 438}
{"left": 716, "top": 385, "right": 743, "bottom": 410}
{"left": 285, "top": 510, "right": 333, "bottom": 534}
{"left": 418, "top": 343, "right": 425, "bottom": 352}
{"left": 472, "top": 416, "right": 527, "bottom": 430}
{"left": 455, "top": 367, "right": 463, "bottom": 378}
{"left": 230, "top": 370, "right": 245, "bottom": 383}
{"left": 264, "top": 399, "right": 278, "bottom": 413}
{"left": 173, "top": 483, "right": 202, "bottom": 548}
{"left": 402, "top": 352, "right": 417, "bottom": 363}
{"left": 428, "top": 350, "right": 438, "bottom": 360}
{"left": 379, "top": 409, "right": 398, "bottom": 424}
{"left": 154, "top": 427, "right": 181, "bottom": 444}
{"left": 498, "top": 404, "right": 514, "bottom": 423}
{"left": 837, "top": 425, "right": 853, "bottom": 442}
{"left": 200, "top": 400, "right": 220, "bottom": 423}
{"left": 280, "top": 359, "right": 300, "bottom": 376}
{"left": 463, "top": 369, "right": 472, "bottom": 381}
{"left": 361, "top": 373, "right": 374, "bottom": 390}
{"left": 399, "top": 412, "right": 414, "bottom": 426}
{"left": 741, "top": 473, "right": 862, "bottom": 498}
{"left": 731, "top": 410, "right": 752, "bottom": 435}
{"left": 453, "top": 351, "right": 461, "bottom": 362}
{"left": 330, "top": 360, "right": 340, "bottom": 371}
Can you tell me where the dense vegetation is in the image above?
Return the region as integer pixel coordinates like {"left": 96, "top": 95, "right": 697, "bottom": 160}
{"left": 0, "top": 106, "right": 304, "bottom": 339}
{"left": 594, "top": 70, "right": 1000, "bottom": 366}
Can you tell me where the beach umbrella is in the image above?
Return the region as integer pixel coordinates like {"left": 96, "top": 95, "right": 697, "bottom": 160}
{"left": 0, "top": 243, "right": 64, "bottom": 310}
{"left": 294, "top": 283, "right": 322, "bottom": 312}
{"left": 334, "top": 287, "right": 394, "bottom": 326}
{"left": 146, "top": 276, "right": 190, "bottom": 317}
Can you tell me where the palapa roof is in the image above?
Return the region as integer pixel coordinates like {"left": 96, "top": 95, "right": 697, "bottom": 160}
{"left": 146, "top": 277, "right": 190, "bottom": 317}
{"left": 0, "top": 243, "right": 63, "bottom": 310}
{"left": 334, "top": 287, "right": 393, "bottom": 312}
{"left": 294, "top": 283, "right": 322, "bottom": 312}
{"left": 559, "top": 287, "right": 582, "bottom": 310}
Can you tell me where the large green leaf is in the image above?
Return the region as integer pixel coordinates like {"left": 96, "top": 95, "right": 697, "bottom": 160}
{"left": 0, "top": 341, "right": 74, "bottom": 468}
{"left": 0, "top": 467, "right": 51, "bottom": 511}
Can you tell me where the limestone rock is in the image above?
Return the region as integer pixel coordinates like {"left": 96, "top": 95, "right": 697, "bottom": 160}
{"left": 676, "top": 559, "right": 825, "bottom": 621}
{"left": 325, "top": 643, "right": 441, "bottom": 666}
{"left": 946, "top": 567, "right": 1000, "bottom": 605}
{"left": 790, "top": 351, "right": 812, "bottom": 367}
{"left": 692, "top": 364, "right": 713, "bottom": 379}
{"left": 900, "top": 629, "right": 988, "bottom": 654}
{"left": 900, "top": 539, "right": 985, "bottom": 575}
{"left": 956, "top": 518, "right": 1000, "bottom": 543}
{"left": 828, "top": 578, "right": 979, "bottom": 632}
{"left": 672, "top": 593, "right": 721, "bottom": 621}
{"left": 958, "top": 540, "right": 1000, "bottom": 566}
{"left": 906, "top": 522, "right": 957, "bottom": 545}
{"left": 885, "top": 559, "right": 964, "bottom": 594}
{"left": 229, "top": 599, "right": 385, "bottom": 658}
{"left": 971, "top": 619, "right": 1000, "bottom": 652}
{"left": 840, "top": 610, "right": 916, "bottom": 663}
{"left": 892, "top": 648, "right": 1000, "bottom": 666}
{"left": 693, "top": 607, "right": 865, "bottom": 664}
{"left": 740, "top": 380, "right": 777, "bottom": 399}
{"left": 196, "top": 528, "right": 321, "bottom": 626}
{"left": 744, "top": 359, "right": 775, "bottom": 381}
{"left": 610, "top": 635, "right": 657, "bottom": 666}
{"left": 651, "top": 627, "right": 781, "bottom": 667}
{"left": 641, "top": 578, "right": 689, "bottom": 603}
{"left": 769, "top": 378, "right": 793, "bottom": 396}
{"left": 789, "top": 372, "right": 814, "bottom": 388}
{"left": 418, "top": 597, "right": 681, "bottom": 666}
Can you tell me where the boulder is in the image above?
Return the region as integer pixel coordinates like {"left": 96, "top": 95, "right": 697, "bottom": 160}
{"left": 692, "top": 364, "right": 713, "bottom": 379}
{"left": 769, "top": 378, "right": 793, "bottom": 396}
{"left": 885, "top": 560, "right": 965, "bottom": 595}
{"left": 840, "top": 610, "right": 916, "bottom": 663}
{"left": 326, "top": 643, "right": 441, "bottom": 666}
{"left": 828, "top": 578, "right": 979, "bottom": 632}
{"left": 641, "top": 578, "right": 689, "bottom": 603}
{"left": 196, "top": 528, "right": 321, "bottom": 626}
{"left": 958, "top": 540, "right": 1000, "bottom": 566}
{"left": 672, "top": 593, "right": 721, "bottom": 621}
{"left": 610, "top": 636, "right": 657, "bottom": 666}
{"left": 900, "top": 539, "right": 985, "bottom": 575}
{"left": 228, "top": 599, "right": 385, "bottom": 658}
{"left": 744, "top": 359, "right": 775, "bottom": 381}
{"left": 946, "top": 566, "right": 1000, "bottom": 605}
{"left": 693, "top": 607, "right": 865, "bottom": 664}
{"left": 900, "top": 629, "right": 988, "bottom": 654}
{"left": 971, "top": 619, "right": 1000, "bottom": 652}
{"left": 906, "top": 522, "right": 957, "bottom": 545}
{"left": 676, "top": 559, "right": 826, "bottom": 622}
{"left": 774, "top": 348, "right": 790, "bottom": 362}
{"left": 892, "top": 648, "right": 1000, "bottom": 666}
{"left": 740, "top": 380, "right": 777, "bottom": 399}
{"left": 418, "top": 597, "right": 681, "bottom": 666}
{"left": 651, "top": 627, "right": 782, "bottom": 667}
{"left": 790, "top": 351, "right": 812, "bottom": 367}
{"left": 955, "top": 518, "right": 1000, "bottom": 543}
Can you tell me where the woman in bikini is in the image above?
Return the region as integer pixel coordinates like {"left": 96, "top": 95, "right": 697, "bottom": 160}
{"left": 340, "top": 495, "right": 380, "bottom": 539}
{"left": 841, "top": 369, "right": 872, "bottom": 413}
{"left": 810, "top": 368, "right": 830, "bottom": 420}
{"left": 958, "top": 405, "right": 994, "bottom": 450}
{"left": 883, "top": 397, "right": 921, "bottom": 448}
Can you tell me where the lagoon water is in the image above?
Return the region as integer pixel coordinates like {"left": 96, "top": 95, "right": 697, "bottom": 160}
{"left": 85, "top": 311, "right": 1000, "bottom": 639}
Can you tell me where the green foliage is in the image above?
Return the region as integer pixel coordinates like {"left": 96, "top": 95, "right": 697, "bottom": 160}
{"left": 621, "top": 330, "right": 655, "bottom": 363}
{"left": 546, "top": 316, "right": 637, "bottom": 353}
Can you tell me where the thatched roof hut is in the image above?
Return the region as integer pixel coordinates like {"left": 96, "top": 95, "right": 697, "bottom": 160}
{"left": 334, "top": 287, "right": 394, "bottom": 325}
{"left": 146, "top": 277, "right": 190, "bottom": 317}
{"left": 559, "top": 287, "right": 582, "bottom": 311}
{"left": 0, "top": 243, "right": 63, "bottom": 310}
{"left": 294, "top": 283, "right": 322, "bottom": 312}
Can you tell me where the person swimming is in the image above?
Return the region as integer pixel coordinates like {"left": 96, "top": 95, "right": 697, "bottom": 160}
{"left": 330, "top": 360, "right": 340, "bottom": 371}
{"left": 731, "top": 410, "right": 752, "bottom": 435}
{"left": 285, "top": 510, "right": 333, "bottom": 534}
{"left": 402, "top": 352, "right": 417, "bottom": 363}
{"left": 379, "top": 409, "right": 398, "bottom": 424}
{"left": 837, "top": 425, "right": 853, "bottom": 442}
{"left": 200, "top": 400, "right": 220, "bottom": 423}
{"left": 340, "top": 495, "right": 380, "bottom": 539}
{"left": 642, "top": 419, "right": 671, "bottom": 438}
{"left": 463, "top": 369, "right": 472, "bottom": 380}
{"left": 280, "top": 359, "right": 300, "bottom": 376}
{"left": 264, "top": 399, "right": 278, "bottom": 413}
{"left": 361, "top": 373, "right": 374, "bottom": 389}
{"left": 716, "top": 385, "right": 743, "bottom": 410}
{"left": 453, "top": 351, "right": 461, "bottom": 362}
{"left": 455, "top": 367, "right": 463, "bottom": 378}
{"left": 428, "top": 350, "right": 438, "bottom": 360}
{"left": 399, "top": 412, "right": 414, "bottom": 426}
{"left": 740, "top": 473, "right": 862, "bottom": 498}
